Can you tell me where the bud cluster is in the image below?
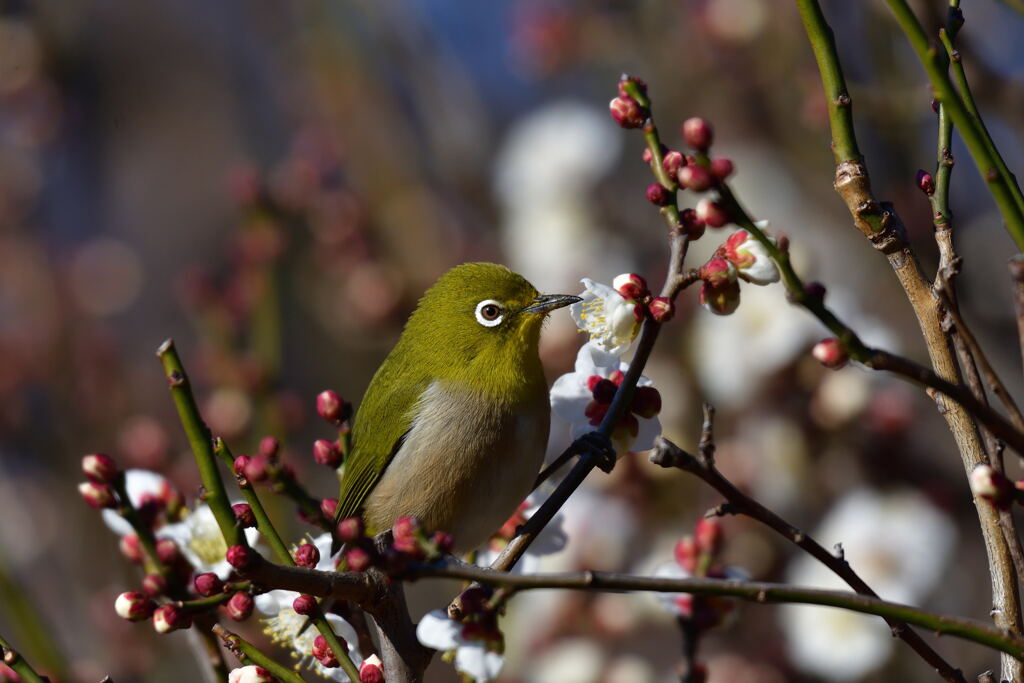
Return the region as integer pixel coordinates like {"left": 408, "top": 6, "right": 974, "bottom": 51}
{"left": 696, "top": 227, "right": 781, "bottom": 316}
{"left": 671, "top": 517, "right": 736, "bottom": 630}
{"left": 582, "top": 369, "right": 662, "bottom": 445}
{"left": 385, "top": 516, "right": 455, "bottom": 573}
{"left": 312, "top": 633, "right": 340, "bottom": 669}
{"left": 78, "top": 453, "right": 120, "bottom": 510}
{"left": 317, "top": 389, "right": 353, "bottom": 426}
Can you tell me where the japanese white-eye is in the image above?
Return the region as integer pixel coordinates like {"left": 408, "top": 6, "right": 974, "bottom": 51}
{"left": 332, "top": 262, "right": 579, "bottom": 553}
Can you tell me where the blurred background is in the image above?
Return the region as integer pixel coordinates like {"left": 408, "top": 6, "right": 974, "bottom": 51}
{"left": 1, "top": 0, "right": 1023, "bottom": 681}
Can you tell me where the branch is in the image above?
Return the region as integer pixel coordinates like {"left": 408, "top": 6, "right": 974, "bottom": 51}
{"left": 0, "top": 635, "right": 48, "bottom": 683}
{"left": 213, "top": 624, "right": 308, "bottom": 683}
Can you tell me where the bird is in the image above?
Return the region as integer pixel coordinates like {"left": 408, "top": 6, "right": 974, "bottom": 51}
{"left": 332, "top": 262, "right": 580, "bottom": 554}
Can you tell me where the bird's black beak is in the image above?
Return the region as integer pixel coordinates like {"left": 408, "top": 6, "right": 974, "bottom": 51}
{"left": 522, "top": 294, "right": 582, "bottom": 314}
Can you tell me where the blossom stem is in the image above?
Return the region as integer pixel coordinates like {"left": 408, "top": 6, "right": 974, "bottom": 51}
{"left": 157, "top": 339, "right": 246, "bottom": 548}
{"left": 179, "top": 583, "right": 251, "bottom": 612}
{"left": 0, "top": 634, "right": 48, "bottom": 683}
{"left": 274, "top": 471, "right": 334, "bottom": 533}
{"left": 212, "top": 623, "right": 309, "bottom": 683}
{"left": 110, "top": 473, "right": 171, "bottom": 580}
{"left": 308, "top": 607, "right": 362, "bottom": 682}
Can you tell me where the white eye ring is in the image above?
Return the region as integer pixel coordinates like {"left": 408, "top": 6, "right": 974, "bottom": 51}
{"left": 475, "top": 299, "right": 504, "bottom": 327}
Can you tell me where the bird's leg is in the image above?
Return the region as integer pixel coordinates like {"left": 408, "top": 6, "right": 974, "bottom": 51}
{"left": 574, "top": 431, "right": 617, "bottom": 474}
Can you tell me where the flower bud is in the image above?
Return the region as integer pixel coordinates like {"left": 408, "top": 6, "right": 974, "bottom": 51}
{"left": 226, "top": 544, "right": 255, "bottom": 570}
{"left": 609, "top": 96, "right": 645, "bottom": 129}
{"left": 647, "top": 297, "right": 675, "bottom": 323}
{"left": 152, "top": 604, "right": 189, "bottom": 634}
{"left": 115, "top": 591, "right": 156, "bottom": 622}
{"left": 805, "top": 281, "right": 826, "bottom": 300}
{"left": 142, "top": 573, "right": 168, "bottom": 597}
{"left": 674, "top": 536, "right": 698, "bottom": 572}
{"left": 812, "top": 338, "right": 849, "bottom": 369}
{"left": 243, "top": 455, "right": 270, "bottom": 483}
{"left": 194, "top": 572, "right": 224, "bottom": 597}
{"left": 258, "top": 436, "right": 280, "bottom": 459}
{"left": 609, "top": 369, "right": 626, "bottom": 386}
{"left": 312, "top": 634, "right": 331, "bottom": 659}
{"left": 292, "top": 594, "right": 317, "bottom": 616}
{"left": 228, "top": 665, "right": 275, "bottom": 683}
{"left": 232, "top": 454, "right": 251, "bottom": 476}
{"left": 337, "top": 516, "right": 366, "bottom": 542}
{"left": 315, "top": 640, "right": 339, "bottom": 668}
{"left": 631, "top": 386, "right": 662, "bottom": 419}
{"left": 970, "top": 464, "right": 1015, "bottom": 509}
{"left": 695, "top": 517, "right": 722, "bottom": 554}
{"left": 680, "top": 208, "right": 706, "bottom": 240}
{"left": 699, "top": 280, "right": 741, "bottom": 316}
{"left": 590, "top": 377, "right": 617, "bottom": 405}
{"left": 295, "top": 542, "right": 321, "bottom": 568}
{"left": 699, "top": 257, "right": 737, "bottom": 288}
{"left": 360, "top": 654, "right": 385, "bottom": 683}
{"left": 320, "top": 498, "right": 339, "bottom": 520}
{"left": 345, "top": 545, "right": 372, "bottom": 572}
{"left": 120, "top": 534, "right": 143, "bottom": 563}
{"left": 612, "top": 273, "right": 649, "bottom": 300}
{"left": 432, "top": 530, "right": 455, "bottom": 554}
{"left": 313, "top": 439, "right": 343, "bottom": 468}
{"left": 232, "top": 503, "right": 256, "bottom": 528}
{"left": 709, "top": 157, "right": 734, "bottom": 180}
{"left": 916, "top": 169, "right": 935, "bottom": 196}
{"left": 696, "top": 198, "right": 729, "bottom": 228}
{"left": 584, "top": 400, "right": 609, "bottom": 426}
{"left": 82, "top": 453, "right": 118, "bottom": 484}
{"left": 156, "top": 538, "right": 179, "bottom": 564}
{"left": 662, "top": 150, "right": 685, "bottom": 177}
{"left": 225, "top": 592, "right": 254, "bottom": 621}
{"left": 722, "top": 229, "right": 779, "bottom": 285}
{"left": 677, "top": 165, "right": 712, "bottom": 192}
{"left": 79, "top": 481, "right": 116, "bottom": 509}
{"left": 641, "top": 147, "right": 653, "bottom": 164}
{"left": 645, "top": 182, "right": 672, "bottom": 206}
{"left": 317, "top": 390, "right": 349, "bottom": 425}
{"left": 682, "top": 117, "right": 713, "bottom": 151}
{"left": 393, "top": 516, "right": 420, "bottom": 541}
{"left": 617, "top": 75, "right": 647, "bottom": 98}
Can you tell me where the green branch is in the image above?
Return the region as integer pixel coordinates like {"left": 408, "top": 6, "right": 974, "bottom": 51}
{"left": 213, "top": 624, "right": 309, "bottom": 683}
{"left": 0, "top": 634, "right": 48, "bottom": 683}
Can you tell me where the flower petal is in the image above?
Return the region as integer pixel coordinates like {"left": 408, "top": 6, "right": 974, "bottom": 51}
{"left": 549, "top": 373, "right": 590, "bottom": 423}
{"left": 454, "top": 642, "right": 505, "bottom": 682}
{"left": 416, "top": 610, "right": 462, "bottom": 651}
{"left": 631, "top": 415, "right": 662, "bottom": 453}
{"left": 101, "top": 469, "right": 169, "bottom": 536}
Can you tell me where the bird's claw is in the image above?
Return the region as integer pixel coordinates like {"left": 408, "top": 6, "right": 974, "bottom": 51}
{"left": 574, "top": 432, "right": 617, "bottom": 474}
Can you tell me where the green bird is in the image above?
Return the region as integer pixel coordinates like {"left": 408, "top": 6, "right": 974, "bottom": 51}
{"left": 332, "top": 262, "right": 580, "bottom": 553}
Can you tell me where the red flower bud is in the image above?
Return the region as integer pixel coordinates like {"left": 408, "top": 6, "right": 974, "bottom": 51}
{"left": 612, "top": 273, "right": 649, "bottom": 300}
{"left": 228, "top": 665, "right": 274, "bottom": 683}
{"left": 155, "top": 538, "right": 179, "bottom": 564}
{"left": 313, "top": 439, "right": 343, "bottom": 468}
{"left": 292, "top": 594, "right": 317, "bottom": 616}
{"left": 142, "top": 573, "right": 167, "bottom": 597}
{"left": 79, "top": 481, "right": 116, "bottom": 509}
{"left": 152, "top": 604, "right": 190, "bottom": 634}
{"left": 393, "top": 516, "right": 421, "bottom": 541}
{"left": 115, "top": 591, "right": 156, "bottom": 622}
{"left": 617, "top": 75, "right": 647, "bottom": 99}
{"left": 320, "top": 498, "right": 339, "bottom": 520}
{"left": 194, "top": 572, "right": 224, "bottom": 597}
{"left": 695, "top": 198, "right": 729, "bottom": 228}
{"left": 674, "top": 536, "right": 698, "bottom": 572}
{"left": 345, "top": 546, "right": 372, "bottom": 572}
{"left": 680, "top": 208, "right": 706, "bottom": 240}
{"left": 812, "top": 338, "right": 849, "bottom": 369}
{"left": 226, "top": 544, "right": 255, "bottom": 570}
{"left": 232, "top": 454, "right": 251, "bottom": 476}
{"left": 662, "top": 150, "right": 685, "bottom": 177}
{"left": 316, "top": 390, "right": 349, "bottom": 425}
{"left": 258, "top": 436, "right": 280, "bottom": 459}
{"left": 232, "top": 503, "right": 256, "bottom": 528}
{"left": 432, "top": 530, "right": 455, "bottom": 554}
{"left": 916, "top": 169, "right": 935, "bottom": 196}
{"left": 709, "top": 157, "right": 734, "bottom": 180}
{"left": 243, "top": 455, "right": 270, "bottom": 483}
{"left": 584, "top": 400, "right": 609, "bottom": 426}
{"left": 609, "top": 369, "right": 626, "bottom": 386}
{"left": 677, "top": 165, "right": 712, "bottom": 192}
{"left": 82, "top": 453, "right": 118, "bottom": 484}
{"left": 591, "top": 378, "right": 617, "bottom": 405}
{"left": 312, "top": 634, "right": 331, "bottom": 659}
{"left": 699, "top": 257, "right": 735, "bottom": 288}
{"left": 970, "top": 464, "right": 1015, "bottom": 509}
{"left": 631, "top": 386, "right": 662, "bottom": 419}
{"left": 337, "top": 516, "right": 366, "bottom": 543}
{"left": 681, "top": 117, "right": 714, "bottom": 151}
{"left": 647, "top": 297, "right": 675, "bottom": 323}
{"left": 120, "top": 534, "right": 143, "bottom": 563}
{"left": 359, "top": 654, "right": 385, "bottom": 683}
{"left": 295, "top": 542, "right": 321, "bottom": 568}
{"left": 646, "top": 182, "right": 672, "bottom": 206}
{"left": 804, "top": 281, "right": 826, "bottom": 300}
{"left": 694, "top": 517, "right": 722, "bottom": 554}
{"left": 609, "top": 96, "right": 646, "bottom": 129}
{"left": 225, "top": 591, "right": 254, "bottom": 621}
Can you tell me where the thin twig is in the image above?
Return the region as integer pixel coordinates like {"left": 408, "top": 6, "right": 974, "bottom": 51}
{"left": 213, "top": 624, "right": 309, "bottom": 683}
{"left": 0, "top": 634, "right": 48, "bottom": 683}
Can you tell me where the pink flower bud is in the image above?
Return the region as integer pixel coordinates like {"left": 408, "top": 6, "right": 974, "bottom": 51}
{"left": 156, "top": 538, "right": 179, "bottom": 564}
{"left": 612, "top": 273, "right": 649, "bottom": 300}
{"left": 142, "top": 573, "right": 167, "bottom": 597}
{"left": 682, "top": 117, "right": 714, "bottom": 151}
{"left": 695, "top": 517, "right": 722, "bottom": 554}
{"left": 617, "top": 75, "right": 647, "bottom": 99}
{"left": 320, "top": 498, "right": 339, "bottom": 520}
{"left": 970, "top": 464, "right": 1015, "bottom": 509}
{"left": 315, "top": 640, "right": 339, "bottom": 668}
{"left": 317, "top": 390, "right": 349, "bottom": 425}
{"left": 232, "top": 503, "right": 256, "bottom": 528}
{"left": 115, "top": 591, "right": 156, "bottom": 622}
{"left": 79, "top": 481, "right": 116, "bottom": 509}
{"left": 916, "top": 169, "right": 935, "bottom": 196}
{"left": 82, "top": 453, "right": 118, "bottom": 484}
{"left": 292, "top": 594, "right": 317, "bottom": 616}
{"left": 359, "top": 654, "right": 385, "bottom": 683}
{"left": 609, "top": 96, "right": 646, "bottom": 129}
{"left": 584, "top": 399, "right": 609, "bottom": 426}
{"left": 709, "top": 157, "right": 734, "bottom": 180}
{"left": 677, "top": 165, "right": 712, "bottom": 192}
{"left": 226, "top": 544, "right": 255, "bottom": 570}
{"left": 812, "top": 339, "right": 849, "bottom": 369}
{"left": 337, "top": 516, "right": 366, "bottom": 542}
{"left": 345, "top": 545, "right": 372, "bottom": 572}
{"left": 393, "top": 516, "right": 420, "bottom": 541}
{"left": 295, "top": 542, "right": 321, "bottom": 568}
{"left": 432, "top": 530, "right": 455, "bottom": 554}
{"left": 194, "top": 573, "right": 224, "bottom": 597}
{"left": 641, "top": 147, "right": 653, "bottom": 164}
{"left": 152, "top": 604, "right": 189, "bottom": 634}
{"left": 647, "top": 297, "right": 675, "bottom": 323}
{"left": 631, "top": 386, "right": 662, "bottom": 419}
{"left": 120, "top": 534, "right": 143, "bottom": 563}
{"left": 662, "top": 150, "right": 685, "bottom": 177}
{"left": 699, "top": 280, "right": 741, "bottom": 316}
{"left": 228, "top": 665, "right": 275, "bottom": 683}
{"left": 696, "top": 198, "right": 729, "bottom": 227}
{"left": 674, "top": 536, "right": 698, "bottom": 572}
{"left": 699, "top": 257, "right": 736, "bottom": 288}
{"left": 645, "top": 182, "right": 672, "bottom": 206}
{"left": 312, "top": 634, "right": 330, "bottom": 659}
{"left": 232, "top": 454, "right": 251, "bottom": 476}
{"left": 313, "top": 439, "right": 343, "bottom": 468}
{"left": 680, "top": 208, "right": 706, "bottom": 240}
{"left": 225, "top": 592, "right": 254, "bottom": 621}
{"left": 258, "top": 436, "right": 280, "bottom": 459}
{"left": 243, "top": 455, "right": 270, "bottom": 483}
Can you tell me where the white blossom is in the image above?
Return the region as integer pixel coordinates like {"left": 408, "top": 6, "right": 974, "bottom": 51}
{"left": 416, "top": 610, "right": 504, "bottom": 682}
{"left": 569, "top": 279, "right": 643, "bottom": 357}
{"left": 155, "top": 504, "right": 260, "bottom": 580}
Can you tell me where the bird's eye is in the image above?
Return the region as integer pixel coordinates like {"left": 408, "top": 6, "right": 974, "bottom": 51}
{"left": 475, "top": 299, "right": 504, "bottom": 327}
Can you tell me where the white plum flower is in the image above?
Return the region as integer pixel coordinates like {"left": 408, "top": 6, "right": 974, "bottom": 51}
{"left": 417, "top": 610, "right": 504, "bottom": 682}
{"left": 550, "top": 341, "right": 661, "bottom": 454}
{"left": 155, "top": 503, "right": 260, "bottom": 580}
{"left": 721, "top": 224, "right": 779, "bottom": 285}
{"left": 101, "top": 468, "right": 175, "bottom": 536}
{"left": 474, "top": 491, "right": 568, "bottom": 574}
{"left": 569, "top": 279, "right": 643, "bottom": 357}
{"left": 255, "top": 534, "right": 362, "bottom": 678}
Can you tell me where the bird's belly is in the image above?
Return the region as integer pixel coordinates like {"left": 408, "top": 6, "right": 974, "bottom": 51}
{"left": 364, "top": 382, "right": 548, "bottom": 552}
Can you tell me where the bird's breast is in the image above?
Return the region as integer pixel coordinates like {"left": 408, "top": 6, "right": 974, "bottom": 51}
{"left": 364, "top": 380, "right": 549, "bottom": 552}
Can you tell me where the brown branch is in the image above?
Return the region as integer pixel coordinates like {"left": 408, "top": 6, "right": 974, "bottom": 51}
{"left": 1012, "top": 256, "right": 1024, "bottom": 378}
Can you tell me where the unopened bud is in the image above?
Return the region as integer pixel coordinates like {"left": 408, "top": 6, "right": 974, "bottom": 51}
{"left": 320, "top": 498, "right": 339, "bottom": 520}
{"left": 681, "top": 117, "right": 714, "bottom": 151}
{"left": 194, "top": 572, "right": 224, "bottom": 597}
{"left": 156, "top": 538, "right": 179, "bottom": 564}
{"left": 662, "top": 150, "right": 685, "bottom": 177}
{"left": 393, "top": 516, "right": 420, "bottom": 541}
{"left": 916, "top": 169, "right": 935, "bottom": 196}
{"left": 677, "top": 165, "right": 712, "bottom": 192}
{"left": 242, "top": 455, "right": 270, "bottom": 483}
{"left": 680, "top": 208, "right": 706, "bottom": 240}
{"left": 360, "top": 654, "right": 385, "bottom": 683}
{"left": 115, "top": 591, "right": 156, "bottom": 622}
{"left": 312, "top": 634, "right": 331, "bottom": 659}
{"left": 432, "top": 530, "right": 455, "bottom": 554}
{"left": 696, "top": 198, "right": 729, "bottom": 228}
{"left": 970, "top": 464, "right": 1015, "bottom": 509}
{"left": 232, "top": 503, "right": 256, "bottom": 528}
{"left": 646, "top": 182, "right": 672, "bottom": 206}
{"left": 699, "top": 280, "right": 741, "bottom": 316}
{"left": 804, "top": 281, "right": 826, "bottom": 301}
{"left": 120, "top": 534, "right": 143, "bottom": 563}
{"left": 226, "top": 544, "right": 255, "bottom": 570}
{"left": 609, "top": 96, "right": 646, "bottom": 129}
{"left": 812, "top": 338, "right": 849, "bottom": 369}
{"left": 695, "top": 517, "right": 722, "bottom": 554}
{"left": 617, "top": 75, "right": 648, "bottom": 99}
{"left": 337, "top": 516, "right": 366, "bottom": 542}
{"left": 313, "top": 439, "right": 343, "bottom": 468}
{"left": 612, "top": 273, "right": 649, "bottom": 300}
{"left": 699, "top": 257, "right": 736, "bottom": 288}
{"left": 316, "top": 390, "right": 349, "bottom": 425}
{"left": 674, "top": 536, "right": 698, "bottom": 572}
{"left": 225, "top": 591, "right": 254, "bottom": 621}
{"left": 232, "top": 454, "right": 251, "bottom": 476}
{"left": 79, "top": 481, "right": 116, "bottom": 509}
{"left": 709, "top": 157, "right": 734, "bottom": 180}
{"left": 152, "top": 604, "right": 189, "bottom": 634}
{"left": 292, "top": 594, "right": 317, "bottom": 616}
{"left": 589, "top": 377, "right": 617, "bottom": 405}
{"left": 631, "top": 386, "right": 662, "bottom": 419}
{"left": 294, "top": 542, "right": 321, "bottom": 568}
{"left": 228, "top": 665, "right": 275, "bottom": 683}
{"left": 142, "top": 573, "right": 167, "bottom": 597}
{"left": 647, "top": 297, "right": 675, "bottom": 323}
{"left": 345, "top": 546, "right": 372, "bottom": 572}
{"left": 82, "top": 453, "right": 118, "bottom": 484}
